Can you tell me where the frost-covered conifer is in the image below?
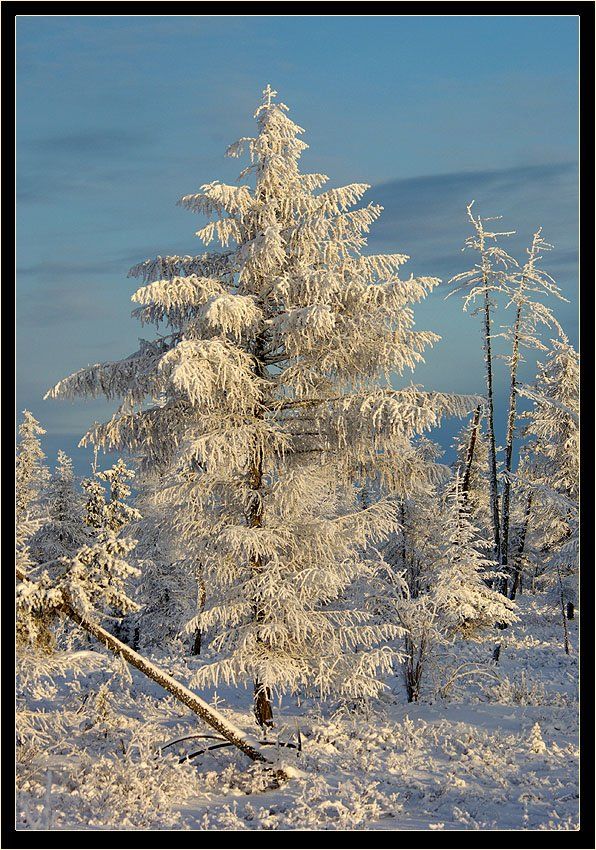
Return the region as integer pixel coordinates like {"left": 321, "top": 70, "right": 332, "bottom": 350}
{"left": 131, "top": 480, "right": 198, "bottom": 651}
{"left": 77, "top": 459, "right": 142, "bottom": 638}
{"left": 30, "top": 451, "right": 87, "bottom": 567}
{"left": 46, "top": 86, "right": 477, "bottom": 724}
{"left": 16, "top": 411, "right": 49, "bottom": 524}
{"left": 379, "top": 447, "right": 448, "bottom": 703}
{"left": 433, "top": 477, "right": 517, "bottom": 641}
{"left": 83, "top": 458, "right": 141, "bottom": 534}
{"left": 528, "top": 721, "right": 547, "bottom": 754}
{"left": 517, "top": 336, "right": 579, "bottom": 621}
{"left": 520, "top": 336, "right": 578, "bottom": 505}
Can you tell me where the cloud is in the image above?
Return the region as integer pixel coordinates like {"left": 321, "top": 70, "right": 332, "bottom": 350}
{"left": 16, "top": 283, "right": 116, "bottom": 326}
{"left": 368, "top": 160, "right": 578, "bottom": 301}
{"left": 27, "top": 129, "right": 147, "bottom": 156}
{"left": 17, "top": 259, "right": 123, "bottom": 279}
{"left": 16, "top": 242, "right": 194, "bottom": 283}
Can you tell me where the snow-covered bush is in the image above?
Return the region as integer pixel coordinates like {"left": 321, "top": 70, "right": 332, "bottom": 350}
{"left": 17, "top": 727, "right": 202, "bottom": 831}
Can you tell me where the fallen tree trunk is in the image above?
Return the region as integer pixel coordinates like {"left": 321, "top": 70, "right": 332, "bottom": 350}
{"left": 15, "top": 564, "right": 282, "bottom": 774}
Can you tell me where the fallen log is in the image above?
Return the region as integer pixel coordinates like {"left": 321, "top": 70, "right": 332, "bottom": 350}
{"left": 15, "top": 564, "right": 285, "bottom": 776}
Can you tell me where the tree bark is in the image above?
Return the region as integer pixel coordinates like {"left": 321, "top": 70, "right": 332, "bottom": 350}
{"left": 254, "top": 681, "right": 274, "bottom": 728}
{"left": 15, "top": 564, "right": 280, "bottom": 772}
{"left": 191, "top": 565, "right": 206, "bottom": 656}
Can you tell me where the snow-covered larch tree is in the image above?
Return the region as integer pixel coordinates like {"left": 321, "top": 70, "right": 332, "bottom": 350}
{"left": 499, "top": 229, "right": 566, "bottom": 595}
{"left": 390, "top": 482, "right": 445, "bottom": 703}
{"left": 448, "top": 204, "right": 517, "bottom": 569}
{"left": 46, "top": 85, "right": 478, "bottom": 726}
{"left": 131, "top": 477, "right": 199, "bottom": 652}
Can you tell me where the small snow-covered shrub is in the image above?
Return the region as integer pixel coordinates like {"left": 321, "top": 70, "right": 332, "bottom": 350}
{"left": 74, "top": 736, "right": 201, "bottom": 829}
{"left": 432, "top": 658, "right": 499, "bottom": 702}
{"left": 484, "top": 671, "right": 569, "bottom": 707}
{"left": 18, "top": 729, "right": 202, "bottom": 831}
{"left": 199, "top": 775, "right": 402, "bottom": 831}
{"left": 528, "top": 722, "right": 547, "bottom": 754}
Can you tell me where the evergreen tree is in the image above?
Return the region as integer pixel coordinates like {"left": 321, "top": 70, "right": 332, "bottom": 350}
{"left": 83, "top": 458, "right": 141, "bottom": 534}
{"left": 46, "top": 86, "right": 477, "bottom": 725}
{"left": 30, "top": 451, "right": 87, "bottom": 567}
{"left": 132, "top": 479, "right": 198, "bottom": 652}
{"left": 16, "top": 411, "right": 49, "bottom": 524}
{"left": 433, "top": 477, "right": 517, "bottom": 641}
{"left": 517, "top": 336, "right": 579, "bottom": 626}
{"left": 79, "top": 459, "right": 142, "bottom": 639}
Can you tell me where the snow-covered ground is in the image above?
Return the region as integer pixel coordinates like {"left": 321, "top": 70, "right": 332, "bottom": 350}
{"left": 16, "top": 595, "right": 579, "bottom": 831}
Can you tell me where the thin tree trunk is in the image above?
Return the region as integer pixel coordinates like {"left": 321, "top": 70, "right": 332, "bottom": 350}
{"left": 254, "top": 681, "right": 274, "bottom": 728}
{"left": 509, "top": 492, "right": 532, "bottom": 600}
{"left": 461, "top": 405, "right": 482, "bottom": 503}
{"left": 482, "top": 286, "right": 507, "bottom": 664}
{"left": 557, "top": 567, "right": 571, "bottom": 655}
{"left": 500, "top": 302, "right": 523, "bottom": 596}
{"left": 483, "top": 289, "right": 502, "bottom": 571}
{"left": 191, "top": 565, "right": 206, "bottom": 656}
{"left": 15, "top": 564, "right": 280, "bottom": 772}
{"left": 191, "top": 629, "right": 202, "bottom": 656}
{"left": 248, "top": 331, "right": 274, "bottom": 729}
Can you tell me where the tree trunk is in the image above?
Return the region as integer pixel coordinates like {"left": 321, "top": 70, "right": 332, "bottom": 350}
{"left": 500, "top": 302, "right": 523, "bottom": 597}
{"left": 254, "top": 681, "right": 274, "bottom": 728}
{"left": 248, "top": 331, "right": 274, "bottom": 728}
{"left": 191, "top": 629, "right": 202, "bottom": 656}
{"left": 191, "top": 565, "right": 206, "bottom": 656}
{"left": 483, "top": 287, "right": 507, "bottom": 665}
{"left": 483, "top": 289, "right": 502, "bottom": 572}
{"left": 555, "top": 566, "right": 571, "bottom": 655}
{"left": 461, "top": 405, "right": 482, "bottom": 504}
{"left": 509, "top": 492, "right": 532, "bottom": 600}
{"left": 15, "top": 564, "right": 280, "bottom": 772}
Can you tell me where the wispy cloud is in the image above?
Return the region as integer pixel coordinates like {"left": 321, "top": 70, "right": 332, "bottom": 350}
{"left": 27, "top": 129, "right": 148, "bottom": 156}
{"left": 369, "top": 161, "right": 578, "bottom": 294}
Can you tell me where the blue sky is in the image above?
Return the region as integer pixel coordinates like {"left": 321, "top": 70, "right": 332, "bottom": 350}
{"left": 16, "top": 15, "right": 579, "bottom": 474}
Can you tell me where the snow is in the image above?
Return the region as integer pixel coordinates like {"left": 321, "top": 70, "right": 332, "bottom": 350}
{"left": 16, "top": 596, "right": 578, "bottom": 831}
